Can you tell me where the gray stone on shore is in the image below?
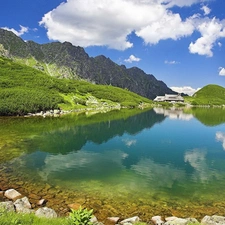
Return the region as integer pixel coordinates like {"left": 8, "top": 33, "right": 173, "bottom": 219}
{"left": 201, "top": 215, "right": 225, "bottom": 225}
{"left": 152, "top": 215, "right": 164, "bottom": 225}
{"left": 4, "top": 189, "right": 22, "bottom": 200}
{"left": 120, "top": 216, "right": 140, "bottom": 224}
{"left": 14, "top": 197, "right": 33, "bottom": 214}
{"left": 0, "top": 201, "right": 15, "bottom": 212}
{"left": 35, "top": 207, "right": 57, "bottom": 218}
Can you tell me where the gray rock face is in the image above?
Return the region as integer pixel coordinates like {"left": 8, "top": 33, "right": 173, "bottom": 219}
{"left": 35, "top": 207, "right": 57, "bottom": 218}
{"left": 0, "top": 201, "right": 15, "bottom": 212}
{"left": 201, "top": 215, "right": 225, "bottom": 225}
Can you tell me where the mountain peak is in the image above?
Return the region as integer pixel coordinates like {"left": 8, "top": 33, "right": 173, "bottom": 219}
{"left": 0, "top": 28, "right": 176, "bottom": 99}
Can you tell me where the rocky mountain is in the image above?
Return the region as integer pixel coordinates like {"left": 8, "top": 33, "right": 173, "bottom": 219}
{"left": 0, "top": 28, "right": 176, "bottom": 99}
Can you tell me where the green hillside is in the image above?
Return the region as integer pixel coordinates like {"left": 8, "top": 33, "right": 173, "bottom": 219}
{"left": 0, "top": 57, "right": 151, "bottom": 116}
{"left": 185, "top": 84, "right": 225, "bottom": 106}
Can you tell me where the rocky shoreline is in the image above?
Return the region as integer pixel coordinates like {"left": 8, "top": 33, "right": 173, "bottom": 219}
{"left": 1, "top": 187, "right": 225, "bottom": 225}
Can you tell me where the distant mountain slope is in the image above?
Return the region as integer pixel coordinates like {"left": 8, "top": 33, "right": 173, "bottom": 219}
{"left": 186, "top": 84, "right": 225, "bottom": 105}
{"left": 0, "top": 28, "right": 176, "bottom": 99}
{"left": 0, "top": 56, "right": 151, "bottom": 116}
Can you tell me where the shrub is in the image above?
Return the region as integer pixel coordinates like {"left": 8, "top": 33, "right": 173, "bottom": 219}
{"left": 69, "top": 207, "right": 94, "bottom": 225}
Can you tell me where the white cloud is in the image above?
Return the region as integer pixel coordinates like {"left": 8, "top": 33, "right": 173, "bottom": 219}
{"left": 218, "top": 42, "right": 222, "bottom": 47}
{"left": 170, "top": 86, "right": 201, "bottom": 96}
{"left": 201, "top": 5, "right": 211, "bottom": 15}
{"left": 39, "top": 0, "right": 225, "bottom": 56}
{"left": 219, "top": 67, "right": 225, "bottom": 76}
{"left": 216, "top": 132, "right": 225, "bottom": 150}
{"left": 2, "top": 25, "right": 28, "bottom": 37}
{"left": 164, "top": 60, "right": 179, "bottom": 64}
{"left": 124, "top": 55, "right": 141, "bottom": 63}
{"left": 135, "top": 11, "right": 195, "bottom": 44}
{"left": 189, "top": 17, "right": 225, "bottom": 57}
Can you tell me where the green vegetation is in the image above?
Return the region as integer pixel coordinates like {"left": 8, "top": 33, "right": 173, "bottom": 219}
{"left": 69, "top": 207, "right": 93, "bottom": 225}
{"left": 0, "top": 56, "right": 151, "bottom": 116}
{"left": 0, "top": 207, "right": 70, "bottom": 225}
{"left": 185, "top": 84, "right": 225, "bottom": 106}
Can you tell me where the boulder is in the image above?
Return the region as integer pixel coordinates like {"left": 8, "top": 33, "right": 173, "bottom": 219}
{"left": 164, "top": 218, "right": 188, "bottom": 225}
{"left": 14, "top": 197, "right": 32, "bottom": 213}
{"left": 37, "top": 199, "right": 46, "bottom": 206}
{"left": 4, "top": 189, "right": 22, "bottom": 200}
{"left": 120, "top": 216, "right": 140, "bottom": 224}
{"left": 201, "top": 215, "right": 225, "bottom": 225}
{"left": 152, "top": 215, "right": 164, "bottom": 225}
{"left": 107, "top": 217, "right": 120, "bottom": 223}
{"left": 35, "top": 207, "right": 57, "bottom": 218}
{"left": 0, "top": 201, "right": 15, "bottom": 212}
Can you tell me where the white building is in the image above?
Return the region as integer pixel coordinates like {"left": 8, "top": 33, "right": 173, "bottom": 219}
{"left": 154, "top": 93, "right": 184, "bottom": 102}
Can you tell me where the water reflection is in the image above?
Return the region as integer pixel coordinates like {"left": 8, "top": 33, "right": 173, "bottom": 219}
{"left": 153, "top": 107, "right": 193, "bottom": 121}
{"left": 1, "top": 107, "right": 225, "bottom": 211}
{"left": 216, "top": 132, "right": 225, "bottom": 150}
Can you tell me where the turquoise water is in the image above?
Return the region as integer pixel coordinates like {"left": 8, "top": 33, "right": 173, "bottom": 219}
{"left": 1, "top": 108, "right": 225, "bottom": 218}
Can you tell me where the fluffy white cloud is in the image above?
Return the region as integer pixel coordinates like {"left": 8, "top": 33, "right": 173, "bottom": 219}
{"left": 189, "top": 17, "right": 225, "bottom": 57}
{"left": 39, "top": 0, "right": 206, "bottom": 50}
{"left": 124, "top": 55, "right": 141, "bottom": 63}
{"left": 170, "top": 86, "right": 201, "bottom": 96}
{"left": 164, "top": 60, "right": 179, "bottom": 64}
{"left": 201, "top": 5, "right": 211, "bottom": 15}
{"left": 135, "top": 11, "right": 195, "bottom": 44}
{"left": 219, "top": 67, "right": 225, "bottom": 76}
{"left": 39, "top": 0, "right": 225, "bottom": 55}
{"left": 2, "top": 25, "right": 28, "bottom": 37}
{"left": 218, "top": 42, "right": 222, "bottom": 47}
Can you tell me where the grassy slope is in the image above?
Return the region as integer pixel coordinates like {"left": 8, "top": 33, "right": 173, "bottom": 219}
{"left": 0, "top": 57, "right": 151, "bottom": 115}
{"left": 184, "top": 84, "right": 225, "bottom": 105}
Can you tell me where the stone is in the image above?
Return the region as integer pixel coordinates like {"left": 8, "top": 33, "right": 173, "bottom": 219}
{"left": 4, "top": 189, "right": 22, "bottom": 200}
{"left": 152, "top": 215, "right": 164, "bottom": 225}
{"left": 68, "top": 203, "right": 82, "bottom": 210}
{"left": 14, "top": 196, "right": 32, "bottom": 214}
{"left": 37, "top": 199, "right": 46, "bottom": 206}
{"left": 201, "top": 215, "right": 225, "bottom": 225}
{"left": 107, "top": 216, "right": 120, "bottom": 223}
{"left": 90, "top": 216, "right": 98, "bottom": 224}
{"left": 120, "top": 216, "right": 140, "bottom": 224}
{"left": 0, "top": 201, "right": 15, "bottom": 212}
{"left": 164, "top": 218, "right": 188, "bottom": 225}
{"left": 165, "top": 216, "right": 178, "bottom": 222}
{"left": 35, "top": 207, "right": 57, "bottom": 218}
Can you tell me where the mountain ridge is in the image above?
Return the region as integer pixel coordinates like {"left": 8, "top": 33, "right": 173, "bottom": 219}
{"left": 0, "top": 28, "right": 176, "bottom": 99}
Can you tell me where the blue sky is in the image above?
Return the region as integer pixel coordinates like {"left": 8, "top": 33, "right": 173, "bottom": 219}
{"left": 0, "top": 0, "right": 225, "bottom": 95}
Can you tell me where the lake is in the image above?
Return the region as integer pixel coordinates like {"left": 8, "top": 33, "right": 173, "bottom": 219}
{"left": 1, "top": 107, "right": 225, "bottom": 221}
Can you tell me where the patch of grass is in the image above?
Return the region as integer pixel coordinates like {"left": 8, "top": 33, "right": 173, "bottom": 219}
{"left": 184, "top": 84, "right": 225, "bottom": 106}
{"left": 0, "top": 208, "right": 70, "bottom": 225}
